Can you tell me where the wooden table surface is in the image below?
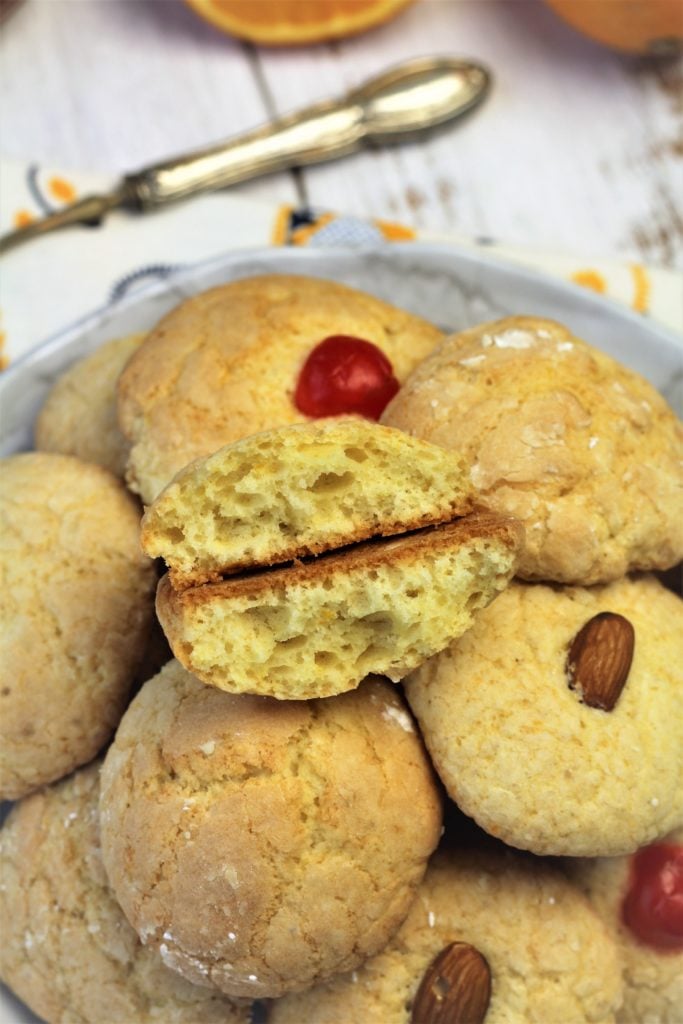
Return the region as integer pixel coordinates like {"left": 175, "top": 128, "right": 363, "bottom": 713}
{"left": 1, "top": 0, "right": 681, "bottom": 268}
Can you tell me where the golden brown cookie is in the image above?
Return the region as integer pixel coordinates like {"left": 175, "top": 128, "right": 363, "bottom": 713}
{"left": 382, "top": 316, "right": 683, "bottom": 585}
{"left": 0, "top": 762, "right": 250, "bottom": 1024}
{"left": 141, "top": 418, "right": 476, "bottom": 586}
{"left": 568, "top": 829, "right": 683, "bottom": 1024}
{"left": 404, "top": 576, "right": 683, "bottom": 857}
{"left": 268, "top": 847, "right": 623, "bottom": 1024}
{"left": 117, "top": 275, "right": 443, "bottom": 503}
{"left": 155, "top": 512, "right": 522, "bottom": 700}
{"left": 35, "top": 333, "right": 145, "bottom": 478}
{"left": 99, "top": 662, "right": 442, "bottom": 998}
{"left": 0, "top": 453, "right": 156, "bottom": 800}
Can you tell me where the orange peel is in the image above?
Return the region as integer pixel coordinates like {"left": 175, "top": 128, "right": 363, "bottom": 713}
{"left": 544, "top": 0, "right": 682, "bottom": 55}
{"left": 184, "top": 0, "right": 414, "bottom": 45}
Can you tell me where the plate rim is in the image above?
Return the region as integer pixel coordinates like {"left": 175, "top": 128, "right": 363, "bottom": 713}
{"left": 1, "top": 241, "right": 681, "bottom": 402}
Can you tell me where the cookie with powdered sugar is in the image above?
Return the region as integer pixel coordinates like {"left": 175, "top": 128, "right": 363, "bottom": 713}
{"left": 382, "top": 316, "right": 683, "bottom": 584}
{"left": 0, "top": 763, "right": 250, "bottom": 1024}
{"left": 99, "top": 662, "right": 442, "bottom": 999}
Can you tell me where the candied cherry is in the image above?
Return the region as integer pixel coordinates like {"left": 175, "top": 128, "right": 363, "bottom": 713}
{"left": 621, "top": 842, "right": 683, "bottom": 951}
{"left": 294, "top": 335, "right": 399, "bottom": 420}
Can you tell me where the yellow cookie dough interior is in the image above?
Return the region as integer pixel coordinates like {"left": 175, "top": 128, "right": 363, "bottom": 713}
{"left": 157, "top": 515, "right": 521, "bottom": 699}
{"left": 143, "top": 419, "right": 475, "bottom": 586}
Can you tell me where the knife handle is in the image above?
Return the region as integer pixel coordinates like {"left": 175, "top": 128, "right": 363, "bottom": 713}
{"left": 123, "top": 57, "right": 490, "bottom": 210}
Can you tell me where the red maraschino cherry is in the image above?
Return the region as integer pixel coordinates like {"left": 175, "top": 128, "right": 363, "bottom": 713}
{"left": 294, "top": 335, "right": 400, "bottom": 420}
{"left": 621, "top": 842, "right": 683, "bottom": 951}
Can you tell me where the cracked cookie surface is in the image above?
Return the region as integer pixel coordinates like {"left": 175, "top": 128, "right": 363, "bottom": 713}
{"left": 116, "top": 275, "right": 444, "bottom": 503}
{"left": 0, "top": 762, "right": 250, "bottom": 1024}
{"left": 268, "top": 847, "right": 623, "bottom": 1024}
{"left": 0, "top": 453, "right": 156, "bottom": 799}
{"left": 382, "top": 316, "right": 683, "bottom": 584}
{"left": 99, "top": 661, "right": 442, "bottom": 998}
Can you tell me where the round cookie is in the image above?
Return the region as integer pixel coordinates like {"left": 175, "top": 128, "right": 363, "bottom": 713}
{"left": 0, "top": 453, "right": 156, "bottom": 800}
{"left": 99, "top": 661, "right": 443, "bottom": 999}
{"left": 0, "top": 762, "right": 250, "bottom": 1024}
{"left": 404, "top": 576, "right": 683, "bottom": 857}
{"left": 35, "top": 333, "right": 145, "bottom": 478}
{"left": 381, "top": 316, "right": 683, "bottom": 584}
{"left": 568, "top": 829, "right": 683, "bottom": 1024}
{"left": 268, "top": 847, "right": 623, "bottom": 1024}
{"left": 117, "top": 275, "right": 444, "bottom": 503}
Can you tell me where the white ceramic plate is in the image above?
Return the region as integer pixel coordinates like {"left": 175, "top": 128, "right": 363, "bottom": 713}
{"left": 1, "top": 243, "right": 681, "bottom": 1024}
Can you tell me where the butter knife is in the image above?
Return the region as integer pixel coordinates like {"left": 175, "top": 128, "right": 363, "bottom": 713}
{"left": 0, "top": 56, "right": 490, "bottom": 255}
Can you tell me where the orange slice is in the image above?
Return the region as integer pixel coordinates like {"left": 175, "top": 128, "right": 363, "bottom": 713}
{"left": 184, "top": 0, "right": 414, "bottom": 45}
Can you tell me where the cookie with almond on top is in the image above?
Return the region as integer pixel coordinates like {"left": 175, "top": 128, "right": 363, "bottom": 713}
{"left": 404, "top": 575, "right": 683, "bottom": 857}
{"left": 267, "top": 846, "right": 623, "bottom": 1024}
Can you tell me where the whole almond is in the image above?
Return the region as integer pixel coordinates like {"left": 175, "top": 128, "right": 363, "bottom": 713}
{"left": 566, "top": 611, "right": 635, "bottom": 711}
{"left": 411, "top": 941, "right": 492, "bottom": 1024}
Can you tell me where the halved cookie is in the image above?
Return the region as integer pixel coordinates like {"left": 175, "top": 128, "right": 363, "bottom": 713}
{"left": 156, "top": 512, "right": 523, "bottom": 700}
{"left": 141, "top": 419, "right": 476, "bottom": 588}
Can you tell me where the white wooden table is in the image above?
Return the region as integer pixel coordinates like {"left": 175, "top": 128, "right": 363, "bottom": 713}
{"left": 1, "top": 0, "right": 681, "bottom": 268}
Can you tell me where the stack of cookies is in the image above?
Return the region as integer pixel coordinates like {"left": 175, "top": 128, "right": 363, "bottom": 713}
{"left": 1, "top": 275, "right": 681, "bottom": 1024}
